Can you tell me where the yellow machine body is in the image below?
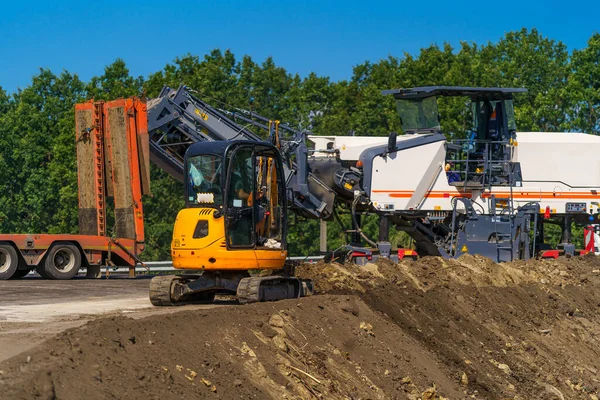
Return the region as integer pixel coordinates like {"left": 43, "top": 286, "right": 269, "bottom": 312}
{"left": 171, "top": 207, "right": 287, "bottom": 271}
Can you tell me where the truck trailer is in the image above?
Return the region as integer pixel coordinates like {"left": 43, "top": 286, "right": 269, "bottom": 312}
{"left": 0, "top": 98, "right": 149, "bottom": 280}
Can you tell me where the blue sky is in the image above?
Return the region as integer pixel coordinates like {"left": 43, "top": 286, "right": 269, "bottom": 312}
{"left": 1, "top": 0, "right": 598, "bottom": 93}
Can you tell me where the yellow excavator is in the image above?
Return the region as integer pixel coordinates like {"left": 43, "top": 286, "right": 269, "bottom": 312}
{"left": 149, "top": 140, "right": 309, "bottom": 304}
{"left": 146, "top": 86, "right": 335, "bottom": 305}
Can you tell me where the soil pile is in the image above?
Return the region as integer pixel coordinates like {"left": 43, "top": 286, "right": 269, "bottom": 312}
{"left": 1, "top": 254, "right": 600, "bottom": 399}
{"left": 299, "top": 255, "right": 600, "bottom": 399}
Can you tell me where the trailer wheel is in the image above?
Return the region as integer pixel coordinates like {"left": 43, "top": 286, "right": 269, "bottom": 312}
{"left": 35, "top": 264, "right": 49, "bottom": 278}
{"left": 43, "top": 244, "right": 82, "bottom": 280}
{"left": 0, "top": 244, "right": 19, "bottom": 280}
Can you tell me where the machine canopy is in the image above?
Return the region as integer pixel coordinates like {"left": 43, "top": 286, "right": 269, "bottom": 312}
{"left": 383, "top": 86, "right": 526, "bottom": 136}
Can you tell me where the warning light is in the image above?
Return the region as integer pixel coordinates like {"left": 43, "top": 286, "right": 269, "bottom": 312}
{"left": 356, "top": 160, "right": 363, "bottom": 168}
{"left": 544, "top": 206, "right": 550, "bottom": 219}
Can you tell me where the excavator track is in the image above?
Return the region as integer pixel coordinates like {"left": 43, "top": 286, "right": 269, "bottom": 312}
{"left": 150, "top": 274, "right": 313, "bottom": 306}
{"left": 149, "top": 275, "right": 181, "bottom": 306}
{"left": 236, "top": 276, "right": 313, "bottom": 304}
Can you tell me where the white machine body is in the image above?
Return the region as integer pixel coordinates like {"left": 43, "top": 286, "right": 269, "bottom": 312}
{"left": 309, "top": 131, "right": 600, "bottom": 216}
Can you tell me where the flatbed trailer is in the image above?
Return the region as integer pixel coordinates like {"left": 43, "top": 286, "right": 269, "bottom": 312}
{"left": 0, "top": 98, "right": 149, "bottom": 280}
{"left": 0, "top": 234, "right": 142, "bottom": 279}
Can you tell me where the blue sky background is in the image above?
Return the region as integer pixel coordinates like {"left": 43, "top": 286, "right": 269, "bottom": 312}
{"left": 1, "top": 0, "right": 598, "bottom": 93}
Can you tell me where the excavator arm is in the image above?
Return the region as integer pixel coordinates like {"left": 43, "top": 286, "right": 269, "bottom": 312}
{"left": 146, "top": 85, "right": 334, "bottom": 220}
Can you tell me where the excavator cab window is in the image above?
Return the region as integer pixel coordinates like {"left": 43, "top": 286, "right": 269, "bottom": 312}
{"left": 226, "top": 147, "right": 255, "bottom": 247}
{"left": 224, "top": 144, "right": 287, "bottom": 250}
{"left": 255, "top": 154, "right": 284, "bottom": 248}
{"left": 186, "top": 154, "right": 223, "bottom": 207}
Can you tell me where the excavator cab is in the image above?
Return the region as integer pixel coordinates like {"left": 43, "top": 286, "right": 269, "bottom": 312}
{"left": 176, "top": 140, "right": 287, "bottom": 262}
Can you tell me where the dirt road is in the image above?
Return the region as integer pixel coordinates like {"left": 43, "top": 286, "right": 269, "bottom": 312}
{"left": 1, "top": 256, "right": 600, "bottom": 399}
{"left": 0, "top": 277, "right": 227, "bottom": 365}
{"left": 0, "top": 277, "right": 153, "bottom": 363}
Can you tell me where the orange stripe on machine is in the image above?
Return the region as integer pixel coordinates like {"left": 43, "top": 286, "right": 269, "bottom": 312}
{"left": 372, "top": 190, "right": 600, "bottom": 200}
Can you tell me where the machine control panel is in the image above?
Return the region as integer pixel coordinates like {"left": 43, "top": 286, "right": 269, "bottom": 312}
{"left": 566, "top": 202, "right": 587, "bottom": 213}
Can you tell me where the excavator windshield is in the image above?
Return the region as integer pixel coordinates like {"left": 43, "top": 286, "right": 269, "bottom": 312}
{"left": 186, "top": 154, "right": 223, "bottom": 207}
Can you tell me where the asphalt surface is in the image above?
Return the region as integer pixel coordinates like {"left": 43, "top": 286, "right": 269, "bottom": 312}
{"left": 0, "top": 275, "right": 223, "bottom": 363}
{"left": 0, "top": 276, "right": 153, "bottom": 363}
{"left": 0, "top": 275, "right": 152, "bottom": 306}
{"left": 0, "top": 276, "right": 154, "bottom": 322}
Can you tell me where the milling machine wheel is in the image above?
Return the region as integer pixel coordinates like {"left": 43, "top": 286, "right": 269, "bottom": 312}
{"left": 149, "top": 275, "right": 181, "bottom": 306}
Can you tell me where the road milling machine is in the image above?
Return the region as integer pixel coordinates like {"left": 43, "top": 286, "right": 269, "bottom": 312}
{"left": 309, "top": 86, "right": 600, "bottom": 261}
{"left": 144, "top": 85, "right": 600, "bottom": 305}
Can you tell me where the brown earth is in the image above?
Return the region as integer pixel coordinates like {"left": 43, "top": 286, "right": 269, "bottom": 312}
{"left": 2, "top": 255, "right": 600, "bottom": 399}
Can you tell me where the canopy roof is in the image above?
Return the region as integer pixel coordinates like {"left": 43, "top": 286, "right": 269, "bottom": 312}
{"left": 382, "top": 86, "right": 527, "bottom": 100}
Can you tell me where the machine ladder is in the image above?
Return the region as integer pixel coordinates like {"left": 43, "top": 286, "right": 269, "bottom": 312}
{"left": 92, "top": 101, "right": 106, "bottom": 237}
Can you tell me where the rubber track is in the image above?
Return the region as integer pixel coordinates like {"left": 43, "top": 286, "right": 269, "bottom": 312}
{"left": 149, "top": 275, "right": 179, "bottom": 306}
{"left": 236, "top": 278, "right": 252, "bottom": 304}
{"left": 236, "top": 276, "right": 297, "bottom": 304}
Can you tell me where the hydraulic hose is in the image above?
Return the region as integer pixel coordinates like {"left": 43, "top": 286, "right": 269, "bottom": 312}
{"left": 351, "top": 195, "right": 378, "bottom": 248}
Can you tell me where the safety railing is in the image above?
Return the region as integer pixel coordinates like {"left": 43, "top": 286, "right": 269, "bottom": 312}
{"left": 445, "top": 139, "right": 512, "bottom": 189}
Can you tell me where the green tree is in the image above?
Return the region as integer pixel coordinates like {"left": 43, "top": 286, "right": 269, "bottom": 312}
{"left": 0, "top": 69, "right": 86, "bottom": 233}
{"left": 86, "top": 59, "right": 143, "bottom": 100}
{"left": 569, "top": 33, "right": 600, "bottom": 134}
{"left": 482, "top": 28, "right": 571, "bottom": 131}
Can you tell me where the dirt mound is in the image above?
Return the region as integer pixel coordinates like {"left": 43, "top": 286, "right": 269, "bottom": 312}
{"left": 300, "top": 255, "right": 600, "bottom": 399}
{"left": 0, "top": 295, "right": 464, "bottom": 400}
{"left": 2, "top": 255, "right": 600, "bottom": 399}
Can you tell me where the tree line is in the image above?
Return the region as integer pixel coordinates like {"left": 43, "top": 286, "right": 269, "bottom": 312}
{"left": 0, "top": 28, "right": 598, "bottom": 258}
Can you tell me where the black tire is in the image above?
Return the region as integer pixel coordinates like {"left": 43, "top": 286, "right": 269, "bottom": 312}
{"left": 35, "top": 264, "right": 49, "bottom": 279}
{"left": 43, "top": 244, "right": 82, "bottom": 280}
{"left": 9, "top": 268, "right": 32, "bottom": 279}
{"left": 0, "top": 244, "right": 19, "bottom": 280}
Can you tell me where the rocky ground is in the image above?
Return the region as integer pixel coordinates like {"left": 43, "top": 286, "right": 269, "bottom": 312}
{"left": 2, "top": 255, "right": 600, "bottom": 399}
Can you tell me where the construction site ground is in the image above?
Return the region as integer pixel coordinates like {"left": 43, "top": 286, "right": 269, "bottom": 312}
{"left": 1, "top": 256, "right": 600, "bottom": 399}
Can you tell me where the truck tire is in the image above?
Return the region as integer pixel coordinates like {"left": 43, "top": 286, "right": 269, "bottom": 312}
{"left": 0, "top": 244, "right": 19, "bottom": 280}
{"left": 43, "top": 244, "right": 82, "bottom": 280}
{"left": 85, "top": 265, "right": 102, "bottom": 279}
{"left": 35, "top": 264, "right": 49, "bottom": 279}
